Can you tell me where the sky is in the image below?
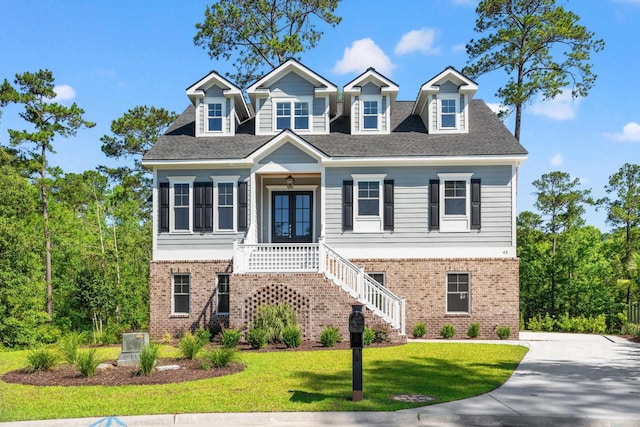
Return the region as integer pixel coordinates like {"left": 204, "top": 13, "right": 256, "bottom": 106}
{"left": 1, "top": 0, "right": 639, "bottom": 232}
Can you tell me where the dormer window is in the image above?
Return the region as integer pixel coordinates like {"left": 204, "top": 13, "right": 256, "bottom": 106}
{"left": 363, "top": 100, "right": 378, "bottom": 129}
{"left": 207, "top": 103, "right": 223, "bottom": 132}
{"left": 275, "top": 99, "right": 310, "bottom": 132}
{"left": 441, "top": 98, "right": 457, "bottom": 128}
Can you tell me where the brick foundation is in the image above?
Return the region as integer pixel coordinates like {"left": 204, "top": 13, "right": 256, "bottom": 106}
{"left": 149, "top": 257, "right": 519, "bottom": 341}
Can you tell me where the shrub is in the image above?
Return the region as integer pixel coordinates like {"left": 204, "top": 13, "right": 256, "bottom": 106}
{"left": 26, "top": 347, "right": 59, "bottom": 372}
{"left": 467, "top": 323, "right": 480, "bottom": 339}
{"left": 373, "top": 327, "right": 390, "bottom": 343}
{"left": 202, "top": 347, "right": 239, "bottom": 369}
{"left": 34, "top": 323, "right": 62, "bottom": 344}
{"left": 246, "top": 328, "right": 268, "bottom": 349}
{"left": 621, "top": 322, "right": 640, "bottom": 337}
{"left": 138, "top": 343, "right": 160, "bottom": 376}
{"left": 440, "top": 323, "right": 456, "bottom": 339}
{"left": 412, "top": 322, "right": 426, "bottom": 338}
{"left": 162, "top": 332, "right": 172, "bottom": 345}
{"left": 76, "top": 348, "right": 101, "bottom": 377}
{"left": 220, "top": 328, "right": 242, "bottom": 349}
{"left": 281, "top": 325, "right": 302, "bottom": 348}
{"left": 252, "top": 303, "right": 297, "bottom": 343}
{"left": 194, "top": 327, "right": 212, "bottom": 345}
{"left": 319, "top": 326, "right": 341, "bottom": 347}
{"left": 496, "top": 326, "right": 511, "bottom": 340}
{"left": 363, "top": 327, "right": 376, "bottom": 346}
{"left": 528, "top": 313, "right": 555, "bottom": 332}
{"left": 58, "top": 332, "right": 86, "bottom": 365}
{"left": 178, "top": 331, "right": 207, "bottom": 359}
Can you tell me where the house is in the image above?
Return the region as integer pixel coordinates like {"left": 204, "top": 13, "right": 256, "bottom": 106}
{"left": 142, "top": 59, "right": 528, "bottom": 341}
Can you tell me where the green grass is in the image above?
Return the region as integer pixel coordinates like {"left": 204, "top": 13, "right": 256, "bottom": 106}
{"left": 0, "top": 343, "right": 527, "bottom": 422}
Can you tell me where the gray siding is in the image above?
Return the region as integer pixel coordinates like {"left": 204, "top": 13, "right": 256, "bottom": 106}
{"left": 312, "top": 97, "right": 326, "bottom": 132}
{"left": 270, "top": 71, "right": 314, "bottom": 97}
{"left": 258, "top": 98, "right": 272, "bottom": 133}
{"left": 205, "top": 85, "right": 224, "bottom": 97}
{"left": 440, "top": 81, "right": 458, "bottom": 94}
{"left": 157, "top": 169, "right": 251, "bottom": 251}
{"left": 324, "top": 165, "right": 513, "bottom": 248}
{"left": 259, "top": 142, "right": 318, "bottom": 164}
{"left": 361, "top": 82, "right": 381, "bottom": 95}
{"left": 382, "top": 96, "right": 387, "bottom": 132}
{"left": 197, "top": 100, "right": 205, "bottom": 134}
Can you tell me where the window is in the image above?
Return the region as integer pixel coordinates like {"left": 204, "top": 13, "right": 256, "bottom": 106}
{"left": 369, "top": 273, "right": 385, "bottom": 287}
{"left": 367, "top": 272, "right": 386, "bottom": 311}
{"left": 173, "top": 274, "right": 190, "bottom": 315}
{"left": 173, "top": 183, "right": 190, "bottom": 231}
{"left": 276, "top": 102, "right": 291, "bottom": 130}
{"left": 363, "top": 100, "right": 378, "bottom": 129}
{"left": 447, "top": 273, "right": 470, "bottom": 313}
{"left": 358, "top": 181, "right": 380, "bottom": 216}
{"left": 217, "top": 182, "right": 234, "bottom": 230}
{"left": 217, "top": 274, "right": 230, "bottom": 314}
{"left": 444, "top": 180, "right": 466, "bottom": 215}
{"left": 441, "top": 98, "right": 456, "bottom": 128}
{"left": 208, "top": 103, "right": 223, "bottom": 131}
{"left": 294, "top": 102, "right": 309, "bottom": 130}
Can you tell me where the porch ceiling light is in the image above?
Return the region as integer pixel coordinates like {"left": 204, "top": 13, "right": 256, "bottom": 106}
{"left": 285, "top": 174, "right": 295, "bottom": 189}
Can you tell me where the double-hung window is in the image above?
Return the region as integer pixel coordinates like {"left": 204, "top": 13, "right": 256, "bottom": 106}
{"left": 363, "top": 100, "right": 378, "bottom": 129}
{"left": 358, "top": 181, "right": 380, "bottom": 216}
{"left": 447, "top": 272, "right": 470, "bottom": 313}
{"left": 351, "top": 174, "right": 386, "bottom": 232}
{"left": 437, "top": 173, "right": 474, "bottom": 232}
{"left": 217, "top": 274, "right": 230, "bottom": 314}
{"left": 275, "top": 100, "right": 309, "bottom": 131}
{"left": 208, "top": 103, "right": 223, "bottom": 132}
{"left": 168, "top": 176, "right": 195, "bottom": 233}
{"left": 439, "top": 96, "right": 457, "bottom": 129}
{"left": 213, "top": 176, "right": 239, "bottom": 232}
{"left": 444, "top": 180, "right": 466, "bottom": 215}
{"left": 172, "top": 274, "right": 190, "bottom": 315}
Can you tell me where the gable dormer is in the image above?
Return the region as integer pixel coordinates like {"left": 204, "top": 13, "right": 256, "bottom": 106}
{"left": 247, "top": 59, "right": 338, "bottom": 136}
{"left": 187, "top": 71, "right": 250, "bottom": 137}
{"left": 343, "top": 68, "right": 399, "bottom": 135}
{"left": 413, "top": 67, "right": 478, "bottom": 134}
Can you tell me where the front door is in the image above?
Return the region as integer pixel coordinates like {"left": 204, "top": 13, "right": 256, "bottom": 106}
{"left": 272, "top": 192, "right": 313, "bottom": 243}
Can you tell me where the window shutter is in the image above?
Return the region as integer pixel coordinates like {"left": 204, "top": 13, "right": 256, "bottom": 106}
{"left": 343, "top": 180, "right": 353, "bottom": 231}
{"left": 159, "top": 182, "right": 169, "bottom": 233}
{"left": 193, "top": 182, "right": 213, "bottom": 232}
{"left": 429, "top": 179, "right": 439, "bottom": 231}
{"left": 383, "top": 180, "right": 394, "bottom": 231}
{"left": 471, "top": 178, "right": 481, "bottom": 230}
{"left": 238, "top": 181, "right": 248, "bottom": 232}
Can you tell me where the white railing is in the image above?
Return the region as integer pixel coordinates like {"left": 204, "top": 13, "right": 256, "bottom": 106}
{"left": 320, "top": 241, "right": 406, "bottom": 335}
{"left": 233, "top": 239, "right": 406, "bottom": 335}
{"left": 233, "top": 242, "right": 319, "bottom": 273}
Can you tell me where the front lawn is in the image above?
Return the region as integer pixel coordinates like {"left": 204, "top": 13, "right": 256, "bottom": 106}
{"left": 0, "top": 343, "right": 527, "bottom": 422}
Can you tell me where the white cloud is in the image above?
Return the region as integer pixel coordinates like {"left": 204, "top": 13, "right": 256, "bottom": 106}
{"left": 333, "top": 38, "right": 396, "bottom": 76}
{"left": 394, "top": 28, "right": 440, "bottom": 56}
{"left": 550, "top": 153, "right": 564, "bottom": 167}
{"left": 529, "top": 89, "right": 581, "bottom": 120}
{"left": 53, "top": 84, "right": 76, "bottom": 101}
{"left": 603, "top": 121, "right": 640, "bottom": 142}
{"left": 452, "top": 43, "right": 466, "bottom": 53}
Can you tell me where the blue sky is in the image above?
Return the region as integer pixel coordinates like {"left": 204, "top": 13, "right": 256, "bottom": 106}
{"left": 1, "top": 0, "right": 639, "bottom": 231}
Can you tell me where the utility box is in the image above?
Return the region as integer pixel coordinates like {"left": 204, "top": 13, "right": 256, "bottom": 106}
{"left": 117, "top": 332, "right": 149, "bottom": 366}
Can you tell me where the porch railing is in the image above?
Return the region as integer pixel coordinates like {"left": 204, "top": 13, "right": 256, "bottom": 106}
{"left": 233, "top": 239, "right": 406, "bottom": 335}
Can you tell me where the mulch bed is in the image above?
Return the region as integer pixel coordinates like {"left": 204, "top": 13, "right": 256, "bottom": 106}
{"left": 2, "top": 340, "right": 397, "bottom": 387}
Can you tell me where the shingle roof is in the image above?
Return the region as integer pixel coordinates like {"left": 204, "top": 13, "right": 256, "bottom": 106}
{"left": 143, "top": 99, "right": 527, "bottom": 161}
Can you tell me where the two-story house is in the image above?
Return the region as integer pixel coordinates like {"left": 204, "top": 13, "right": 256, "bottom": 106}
{"left": 142, "top": 59, "right": 527, "bottom": 340}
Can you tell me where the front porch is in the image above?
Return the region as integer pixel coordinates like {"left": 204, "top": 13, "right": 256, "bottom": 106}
{"left": 233, "top": 240, "right": 406, "bottom": 335}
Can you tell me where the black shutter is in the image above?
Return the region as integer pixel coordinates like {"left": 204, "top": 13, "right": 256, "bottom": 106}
{"left": 159, "top": 182, "right": 169, "bottom": 233}
{"left": 383, "top": 180, "right": 394, "bottom": 231}
{"left": 342, "top": 180, "right": 353, "bottom": 231}
{"left": 238, "top": 181, "right": 248, "bottom": 232}
{"left": 471, "top": 178, "right": 481, "bottom": 230}
{"left": 193, "top": 182, "right": 213, "bottom": 232}
{"left": 428, "top": 179, "right": 439, "bottom": 231}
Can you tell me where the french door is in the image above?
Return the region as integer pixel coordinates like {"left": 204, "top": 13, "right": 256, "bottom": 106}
{"left": 272, "top": 192, "right": 313, "bottom": 243}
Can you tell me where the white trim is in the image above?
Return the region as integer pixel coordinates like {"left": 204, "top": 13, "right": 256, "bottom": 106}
{"left": 266, "top": 185, "right": 318, "bottom": 243}
{"left": 438, "top": 173, "right": 473, "bottom": 233}
{"left": 351, "top": 174, "right": 386, "bottom": 233}
{"left": 320, "top": 166, "right": 326, "bottom": 238}
{"left": 332, "top": 245, "right": 516, "bottom": 259}
{"left": 154, "top": 248, "right": 234, "bottom": 261}
{"left": 216, "top": 273, "right": 230, "bottom": 315}
{"left": 512, "top": 165, "right": 518, "bottom": 248}
{"left": 212, "top": 175, "right": 240, "bottom": 233}
{"left": 171, "top": 273, "right": 191, "bottom": 316}
{"left": 437, "top": 94, "right": 459, "bottom": 132}
{"left": 167, "top": 176, "right": 196, "bottom": 234}
{"left": 272, "top": 97, "right": 313, "bottom": 133}
{"left": 445, "top": 271, "right": 471, "bottom": 314}
{"left": 152, "top": 169, "right": 158, "bottom": 252}
{"left": 203, "top": 97, "right": 226, "bottom": 135}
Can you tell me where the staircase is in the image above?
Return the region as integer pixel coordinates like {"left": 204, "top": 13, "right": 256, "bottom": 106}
{"left": 233, "top": 239, "right": 406, "bottom": 336}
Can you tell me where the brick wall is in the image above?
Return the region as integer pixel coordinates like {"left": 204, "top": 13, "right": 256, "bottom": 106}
{"left": 149, "top": 257, "right": 519, "bottom": 341}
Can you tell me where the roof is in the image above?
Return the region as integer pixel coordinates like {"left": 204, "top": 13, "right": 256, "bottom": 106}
{"left": 143, "top": 99, "right": 528, "bottom": 162}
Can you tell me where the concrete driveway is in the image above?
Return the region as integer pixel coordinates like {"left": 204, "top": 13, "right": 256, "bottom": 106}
{"left": 4, "top": 332, "right": 640, "bottom": 426}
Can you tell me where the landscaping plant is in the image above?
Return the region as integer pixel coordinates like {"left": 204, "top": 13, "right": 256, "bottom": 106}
{"left": 58, "top": 332, "right": 86, "bottom": 365}
{"left": 194, "top": 327, "right": 212, "bottom": 344}
{"left": 363, "top": 327, "right": 376, "bottom": 346}
{"left": 76, "top": 348, "right": 101, "bottom": 378}
{"left": 138, "top": 343, "right": 160, "bottom": 376}
{"left": 412, "top": 322, "right": 426, "bottom": 338}
{"left": 26, "top": 347, "right": 59, "bottom": 372}
{"left": 496, "top": 326, "right": 511, "bottom": 340}
{"left": 220, "top": 328, "right": 242, "bottom": 349}
{"left": 201, "top": 347, "right": 239, "bottom": 369}
{"left": 440, "top": 323, "right": 456, "bottom": 339}
{"left": 467, "top": 323, "right": 480, "bottom": 339}
{"left": 319, "top": 326, "right": 341, "bottom": 347}
{"left": 252, "top": 303, "right": 297, "bottom": 343}
{"left": 178, "top": 331, "right": 208, "bottom": 359}
{"left": 281, "top": 325, "right": 302, "bottom": 348}
{"left": 246, "top": 328, "right": 268, "bottom": 349}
